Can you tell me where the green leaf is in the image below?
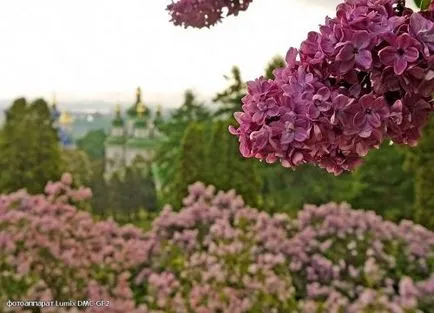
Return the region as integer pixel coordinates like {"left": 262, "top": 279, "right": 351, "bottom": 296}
{"left": 414, "top": 0, "right": 431, "bottom": 10}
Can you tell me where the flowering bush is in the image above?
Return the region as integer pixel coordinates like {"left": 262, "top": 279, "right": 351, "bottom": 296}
{"left": 229, "top": 0, "right": 434, "bottom": 175}
{"left": 1, "top": 178, "right": 433, "bottom": 312}
{"left": 138, "top": 182, "right": 434, "bottom": 312}
{"left": 166, "top": 0, "right": 253, "bottom": 28}
{"left": 0, "top": 173, "right": 150, "bottom": 313}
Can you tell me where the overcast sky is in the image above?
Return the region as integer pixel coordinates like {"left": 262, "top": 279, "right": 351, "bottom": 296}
{"left": 0, "top": 0, "right": 347, "bottom": 108}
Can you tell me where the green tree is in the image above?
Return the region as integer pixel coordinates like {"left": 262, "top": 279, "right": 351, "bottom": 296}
{"left": 170, "top": 122, "right": 207, "bottom": 208}
{"left": 89, "top": 159, "right": 109, "bottom": 217}
{"left": 76, "top": 129, "right": 107, "bottom": 161}
{"left": 406, "top": 116, "right": 434, "bottom": 230}
{"left": 348, "top": 142, "right": 414, "bottom": 221}
{"left": 61, "top": 149, "right": 93, "bottom": 187}
{"left": 265, "top": 55, "right": 285, "bottom": 79}
{"left": 205, "top": 120, "right": 261, "bottom": 206}
{"left": 156, "top": 90, "right": 210, "bottom": 201}
{"left": 205, "top": 120, "right": 230, "bottom": 189}
{"left": 154, "top": 105, "right": 164, "bottom": 129}
{"left": 124, "top": 164, "right": 158, "bottom": 214}
{"left": 213, "top": 66, "right": 246, "bottom": 118}
{"left": 108, "top": 172, "right": 126, "bottom": 219}
{"left": 167, "top": 90, "right": 210, "bottom": 127}
{"left": 122, "top": 167, "right": 137, "bottom": 220}
{"left": 257, "top": 162, "right": 351, "bottom": 215}
{"left": 0, "top": 98, "right": 63, "bottom": 194}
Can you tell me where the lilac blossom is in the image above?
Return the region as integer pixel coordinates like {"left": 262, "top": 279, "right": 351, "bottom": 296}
{"left": 1, "top": 180, "right": 434, "bottom": 312}
{"left": 166, "top": 0, "right": 253, "bottom": 28}
{"left": 379, "top": 33, "right": 420, "bottom": 75}
{"left": 141, "top": 183, "right": 434, "bottom": 312}
{"left": 230, "top": 0, "right": 434, "bottom": 175}
{"left": 335, "top": 31, "right": 373, "bottom": 74}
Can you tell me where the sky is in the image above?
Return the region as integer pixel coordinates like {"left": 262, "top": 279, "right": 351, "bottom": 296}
{"left": 0, "top": 0, "right": 345, "bottom": 109}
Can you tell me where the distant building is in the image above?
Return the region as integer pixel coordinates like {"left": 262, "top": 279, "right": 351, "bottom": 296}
{"left": 104, "top": 87, "right": 163, "bottom": 178}
{"left": 51, "top": 95, "right": 76, "bottom": 150}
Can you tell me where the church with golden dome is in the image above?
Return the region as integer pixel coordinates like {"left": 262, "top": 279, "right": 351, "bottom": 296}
{"left": 104, "top": 87, "right": 163, "bottom": 177}
{"left": 51, "top": 95, "right": 75, "bottom": 150}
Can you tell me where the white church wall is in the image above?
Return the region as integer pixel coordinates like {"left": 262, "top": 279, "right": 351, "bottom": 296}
{"left": 105, "top": 146, "right": 124, "bottom": 174}
{"left": 126, "top": 119, "right": 135, "bottom": 137}
{"left": 111, "top": 127, "right": 123, "bottom": 137}
{"left": 125, "top": 148, "right": 152, "bottom": 167}
{"left": 134, "top": 128, "right": 148, "bottom": 138}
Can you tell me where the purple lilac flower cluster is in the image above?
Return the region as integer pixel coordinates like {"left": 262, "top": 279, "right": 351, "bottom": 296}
{"left": 138, "top": 182, "right": 434, "bottom": 312}
{"left": 1, "top": 179, "right": 433, "bottom": 312}
{"left": 0, "top": 173, "right": 150, "bottom": 313}
{"left": 230, "top": 0, "right": 434, "bottom": 175}
{"left": 166, "top": 0, "right": 253, "bottom": 28}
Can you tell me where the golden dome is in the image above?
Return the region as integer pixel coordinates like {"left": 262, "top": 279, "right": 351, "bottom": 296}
{"left": 137, "top": 102, "right": 147, "bottom": 116}
{"left": 59, "top": 111, "right": 73, "bottom": 125}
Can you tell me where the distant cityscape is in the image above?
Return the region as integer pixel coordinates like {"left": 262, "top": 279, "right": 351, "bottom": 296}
{"left": 0, "top": 88, "right": 222, "bottom": 141}
{"left": 0, "top": 101, "right": 176, "bottom": 140}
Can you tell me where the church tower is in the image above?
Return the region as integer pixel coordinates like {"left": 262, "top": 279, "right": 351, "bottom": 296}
{"left": 104, "top": 87, "right": 163, "bottom": 178}
{"left": 126, "top": 87, "right": 147, "bottom": 136}
{"left": 51, "top": 94, "right": 75, "bottom": 150}
{"left": 125, "top": 101, "right": 155, "bottom": 166}
{"left": 105, "top": 103, "right": 126, "bottom": 176}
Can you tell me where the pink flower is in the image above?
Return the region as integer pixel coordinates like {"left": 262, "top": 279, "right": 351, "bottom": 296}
{"left": 227, "top": 0, "right": 434, "bottom": 175}
{"left": 335, "top": 31, "right": 373, "bottom": 74}
{"left": 61, "top": 172, "right": 73, "bottom": 186}
{"left": 279, "top": 113, "right": 311, "bottom": 145}
{"left": 379, "top": 34, "right": 420, "bottom": 75}
{"left": 409, "top": 13, "right": 434, "bottom": 56}
{"left": 308, "top": 87, "right": 332, "bottom": 119}
{"left": 166, "top": 0, "right": 252, "bottom": 28}
{"left": 349, "top": 94, "right": 389, "bottom": 138}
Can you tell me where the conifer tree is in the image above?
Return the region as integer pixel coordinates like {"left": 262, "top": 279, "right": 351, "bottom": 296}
{"left": 157, "top": 90, "right": 210, "bottom": 201}
{"left": 206, "top": 119, "right": 261, "bottom": 206}
{"left": 0, "top": 98, "right": 62, "bottom": 193}
{"left": 108, "top": 172, "right": 125, "bottom": 219}
{"left": 348, "top": 142, "right": 415, "bottom": 221}
{"left": 406, "top": 115, "right": 434, "bottom": 230}
{"left": 61, "top": 149, "right": 93, "bottom": 187}
{"left": 213, "top": 66, "right": 245, "bottom": 118}
{"left": 265, "top": 55, "right": 285, "bottom": 79}
{"left": 89, "top": 159, "right": 109, "bottom": 217}
{"left": 206, "top": 120, "right": 230, "bottom": 189}
{"left": 116, "top": 162, "right": 159, "bottom": 221}
{"left": 76, "top": 129, "right": 107, "bottom": 161}
{"left": 171, "top": 122, "right": 207, "bottom": 208}
{"left": 123, "top": 167, "right": 137, "bottom": 220}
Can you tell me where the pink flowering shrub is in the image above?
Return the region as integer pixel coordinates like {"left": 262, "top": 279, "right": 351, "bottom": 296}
{"left": 137, "top": 182, "right": 434, "bottom": 312}
{"left": 229, "top": 0, "right": 434, "bottom": 175}
{"left": 1, "top": 178, "right": 433, "bottom": 312}
{"left": 0, "top": 173, "right": 150, "bottom": 313}
{"left": 166, "top": 0, "right": 253, "bottom": 28}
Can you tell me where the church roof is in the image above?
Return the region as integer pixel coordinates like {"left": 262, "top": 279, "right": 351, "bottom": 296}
{"left": 105, "top": 136, "right": 126, "bottom": 146}
{"left": 112, "top": 103, "right": 124, "bottom": 127}
{"left": 134, "top": 102, "right": 148, "bottom": 128}
{"left": 127, "top": 87, "right": 150, "bottom": 118}
{"left": 59, "top": 111, "right": 73, "bottom": 125}
{"left": 126, "top": 137, "right": 158, "bottom": 148}
{"left": 58, "top": 128, "right": 74, "bottom": 147}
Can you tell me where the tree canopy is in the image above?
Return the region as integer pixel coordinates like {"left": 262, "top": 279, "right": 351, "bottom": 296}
{"left": 0, "top": 98, "right": 63, "bottom": 194}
